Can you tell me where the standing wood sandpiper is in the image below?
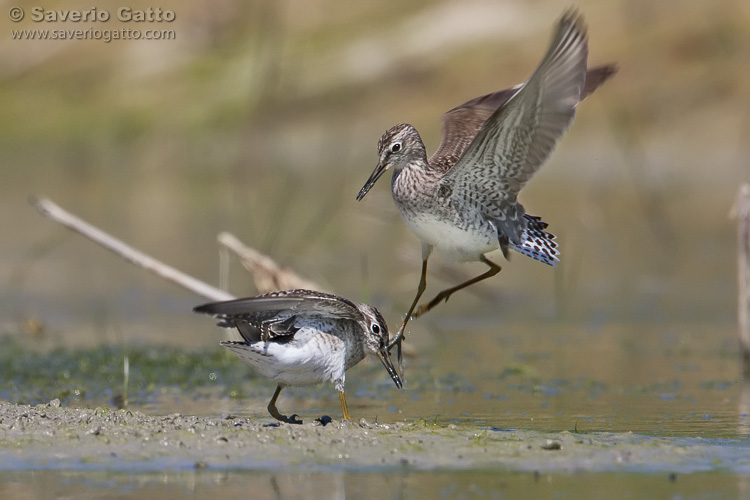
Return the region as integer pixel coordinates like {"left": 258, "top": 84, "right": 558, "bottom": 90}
{"left": 195, "top": 289, "right": 402, "bottom": 424}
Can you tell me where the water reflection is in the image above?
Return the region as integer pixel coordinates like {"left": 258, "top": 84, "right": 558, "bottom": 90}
{"left": 0, "top": 469, "right": 744, "bottom": 500}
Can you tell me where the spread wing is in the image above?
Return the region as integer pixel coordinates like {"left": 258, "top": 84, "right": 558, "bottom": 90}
{"left": 440, "top": 10, "right": 588, "bottom": 210}
{"left": 429, "top": 86, "right": 520, "bottom": 172}
{"left": 429, "top": 64, "right": 616, "bottom": 173}
{"left": 194, "top": 289, "right": 361, "bottom": 342}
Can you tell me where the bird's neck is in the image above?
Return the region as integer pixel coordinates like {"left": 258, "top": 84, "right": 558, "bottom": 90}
{"left": 392, "top": 153, "right": 441, "bottom": 187}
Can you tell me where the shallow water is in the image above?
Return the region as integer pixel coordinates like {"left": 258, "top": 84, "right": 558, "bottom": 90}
{"left": 129, "top": 320, "right": 742, "bottom": 438}
{"left": 1, "top": 469, "right": 748, "bottom": 500}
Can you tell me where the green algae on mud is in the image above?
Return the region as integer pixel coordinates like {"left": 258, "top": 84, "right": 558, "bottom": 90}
{"left": 0, "top": 400, "right": 747, "bottom": 474}
{"left": 0, "top": 338, "right": 256, "bottom": 407}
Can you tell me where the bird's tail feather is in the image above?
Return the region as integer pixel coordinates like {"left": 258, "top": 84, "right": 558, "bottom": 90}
{"left": 511, "top": 214, "right": 560, "bottom": 267}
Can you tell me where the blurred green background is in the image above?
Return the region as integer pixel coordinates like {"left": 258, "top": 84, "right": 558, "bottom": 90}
{"left": 0, "top": 0, "right": 747, "bottom": 359}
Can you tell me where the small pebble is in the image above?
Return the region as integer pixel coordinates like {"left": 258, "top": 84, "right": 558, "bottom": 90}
{"left": 541, "top": 440, "right": 562, "bottom": 450}
{"left": 315, "top": 415, "right": 333, "bottom": 426}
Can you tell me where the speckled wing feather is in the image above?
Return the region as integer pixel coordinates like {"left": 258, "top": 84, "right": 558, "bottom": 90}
{"left": 429, "top": 87, "right": 520, "bottom": 172}
{"left": 194, "top": 289, "right": 362, "bottom": 342}
{"left": 441, "top": 11, "right": 588, "bottom": 208}
{"left": 429, "top": 64, "right": 616, "bottom": 173}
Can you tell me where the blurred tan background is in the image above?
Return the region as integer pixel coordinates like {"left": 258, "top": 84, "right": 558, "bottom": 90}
{"left": 1, "top": 0, "right": 748, "bottom": 349}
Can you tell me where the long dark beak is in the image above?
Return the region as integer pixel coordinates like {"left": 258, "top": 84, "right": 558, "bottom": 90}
{"left": 378, "top": 347, "right": 403, "bottom": 389}
{"left": 356, "top": 162, "right": 388, "bottom": 201}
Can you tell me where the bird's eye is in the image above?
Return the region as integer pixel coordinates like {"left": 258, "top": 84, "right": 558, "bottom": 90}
{"left": 371, "top": 324, "right": 381, "bottom": 334}
{"left": 390, "top": 142, "right": 401, "bottom": 153}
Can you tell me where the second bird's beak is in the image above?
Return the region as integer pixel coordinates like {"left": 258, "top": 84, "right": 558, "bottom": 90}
{"left": 356, "top": 161, "right": 389, "bottom": 201}
{"left": 378, "top": 347, "right": 403, "bottom": 389}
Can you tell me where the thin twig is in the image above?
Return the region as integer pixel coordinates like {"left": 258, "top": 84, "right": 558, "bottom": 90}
{"left": 30, "top": 197, "right": 235, "bottom": 302}
{"left": 733, "top": 185, "right": 750, "bottom": 376}
{"left": 31, "top": 197, "right": 414, "bottom": 366}
{"left": 217, "top": 232, "right": 322, "bottom": 293}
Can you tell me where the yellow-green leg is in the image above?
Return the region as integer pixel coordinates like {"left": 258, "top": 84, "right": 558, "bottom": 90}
{"left": 339, "top": 390, "right": 352, "bottom": 421}
{"left": 414, "top": 255, "right": 501, "bottom": 317}
{"left": 387, "top": 258, "right": 429, "bottom": 376}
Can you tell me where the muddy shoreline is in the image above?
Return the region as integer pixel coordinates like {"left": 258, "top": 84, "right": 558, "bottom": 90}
{"left": 1, "top": 400, "right": 747, "bottom": 474}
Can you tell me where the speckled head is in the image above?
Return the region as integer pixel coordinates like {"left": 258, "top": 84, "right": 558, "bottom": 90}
{"left": 357, "top": 303, "right": 402, "bottom": 389}
{"left": 356, "top": 124, "right": 426, "bottom": 202}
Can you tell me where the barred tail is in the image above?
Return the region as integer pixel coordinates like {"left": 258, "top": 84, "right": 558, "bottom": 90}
{"left": 510, "top": 214, "right": 560, "bottom": 267}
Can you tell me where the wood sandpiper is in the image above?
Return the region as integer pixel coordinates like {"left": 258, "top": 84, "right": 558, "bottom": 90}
{"left": 195, "top": 289, "right": 403, "bottom": 424}
{"left": 356, "top": 10, "right": 616, "bottom": 364}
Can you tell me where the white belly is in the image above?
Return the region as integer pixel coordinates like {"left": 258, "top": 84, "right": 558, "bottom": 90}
{"left": 221, "top": 329, "right": 347, "bottom": 387}
{"left": 403, "top": 212, "right": 498, "bottom": 262}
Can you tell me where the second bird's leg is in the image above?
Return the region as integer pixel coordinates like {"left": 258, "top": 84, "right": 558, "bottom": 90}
{"left": 267, "top": 384, "right": 302, "bottom": 424}
{"left": 388, "top": 257, "right": 428, "bottom": 378}
{"left": 414, "top": 255, "right": 501, "bottom": 318}
{"left": 388, "top": 259, "right": 429, "bottom": 373}
{"left": 338, "top": 390, "right": 352, "bottom": 421}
